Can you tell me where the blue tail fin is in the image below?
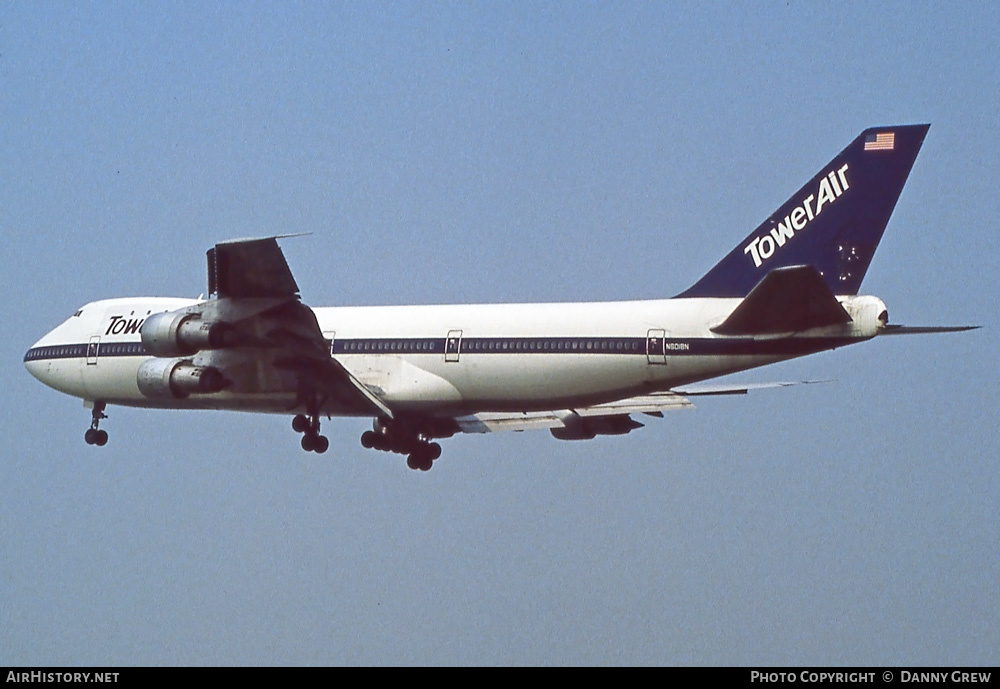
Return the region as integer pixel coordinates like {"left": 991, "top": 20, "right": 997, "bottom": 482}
{"left": 677, "top": 124, "right": 930, "bottom": 298}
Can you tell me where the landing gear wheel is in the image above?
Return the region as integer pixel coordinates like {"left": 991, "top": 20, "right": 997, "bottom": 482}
{"left": 84, "top": 402, "right": 109, "bottom": 447}
{"left": 301, "top": 432, "right": 329, "bottom": 454}
{"left": 293, "top": 397, "right": 331, "bottom": 452}
{"left": 361, "top": 421, "right": 443, "bottom": 469}
{"left": 301, "top": 433, "right": 317, "bottom": 452}
{"left": 407, "top": 445, "right": 434, "bottom": 471}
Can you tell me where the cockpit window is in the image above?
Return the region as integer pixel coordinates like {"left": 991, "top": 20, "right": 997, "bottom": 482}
{"left": 72, "top": 310, "right": 83, "bottom": 317}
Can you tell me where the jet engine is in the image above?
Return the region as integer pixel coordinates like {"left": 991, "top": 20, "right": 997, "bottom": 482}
{"left": 140, "top": 311, "right": 233, "bottom": 357}
{"left": 136, "top": 358, "right": 229, "bottom": 399}
{"left": 550, "top": 412, "right": 643, "bottom": 440}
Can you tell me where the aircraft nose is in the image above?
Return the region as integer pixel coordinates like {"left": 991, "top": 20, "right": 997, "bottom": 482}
{"left": 23, "top": 331, "right": 80, "bottom": 395}
{"left": 24, "top": 309, "right": 93, "bottom": 399}
{"left": 24, "top": 336, "right": 51, "bottom": 384}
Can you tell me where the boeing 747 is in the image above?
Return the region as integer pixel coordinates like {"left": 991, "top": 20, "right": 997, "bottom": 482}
{"left": 24, "top": 124, "right": 975, "bottom": 470}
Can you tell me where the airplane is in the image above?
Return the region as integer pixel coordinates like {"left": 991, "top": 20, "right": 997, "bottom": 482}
{"left": 24, "top": 124, "right": 976, "bottom": 471}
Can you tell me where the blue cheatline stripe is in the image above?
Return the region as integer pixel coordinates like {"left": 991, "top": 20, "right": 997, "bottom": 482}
{"left": 23, "top": 342, "right": 149, "bottom": 362}
{"left": 25, "top": 335, "right": 863, "bottom": 363}
{"left": 331, "top": 335, "right": 860, "bottom": 356}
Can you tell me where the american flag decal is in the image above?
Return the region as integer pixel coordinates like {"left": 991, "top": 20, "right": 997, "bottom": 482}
{"left": 864, "top": 132, "right": 895, "bottom": 151}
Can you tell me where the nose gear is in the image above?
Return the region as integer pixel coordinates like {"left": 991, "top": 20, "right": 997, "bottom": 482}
{"left": 84, "top": 401, "right": 109, "bottom": 446}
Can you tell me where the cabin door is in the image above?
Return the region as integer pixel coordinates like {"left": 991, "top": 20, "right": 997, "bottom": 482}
{"left": 646, "top": 329, "right": 668, "bottom": 365}
{"left": 87, "top": 336, "right": 101, "bottom": 365}
{"left": 445, "top": 330, "right": 463, "bottom": 362}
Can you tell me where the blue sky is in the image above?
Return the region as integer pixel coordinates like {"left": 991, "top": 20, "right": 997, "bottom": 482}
{"left": 2, "top": 2, "right": 997, "bottom": 665}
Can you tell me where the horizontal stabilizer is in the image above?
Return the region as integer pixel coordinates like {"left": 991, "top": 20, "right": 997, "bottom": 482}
{"left": 712, "top": 265, "right": 851, "bottom": 335}
{"left": 877, "top": 325, "right": 980, "bottom": 335}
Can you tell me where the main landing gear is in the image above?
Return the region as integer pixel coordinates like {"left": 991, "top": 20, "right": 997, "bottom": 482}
{"left": 292, "top": 413, "right": 330, "bottom": 454}
{"left": 360, "top": 427, "right": 442, "bottom": 472}
{"left": 84, "top": 401, "right": 109, "bottom": 446}
{"left": 289, "top": 410, "right": 444, "bottom": 469}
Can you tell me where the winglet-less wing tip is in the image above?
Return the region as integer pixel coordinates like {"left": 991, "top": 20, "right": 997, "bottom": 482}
{"left": 216, "top": 232, "right": 312, "bottom": 246}
{"left": 878, "top": 325, "right": 981, "bottom": 335}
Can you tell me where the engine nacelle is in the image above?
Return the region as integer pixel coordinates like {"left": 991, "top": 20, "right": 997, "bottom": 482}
{"left": 839, "top": 295, "right": 888, "bottom": 338}
{"left": 140, "top": 310, "right": 233, "bottom": 357}
{"left": 136, "top": 358, "right": 229, "bottom": 400}
{"left": 550, "top": 412, "right": 643, "bottom": 441}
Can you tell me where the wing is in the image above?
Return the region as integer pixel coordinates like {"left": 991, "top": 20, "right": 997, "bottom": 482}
{"left": 454, "top": 392, "right": 693, "bottom": 439}
{"left": 673, "top": 379, "right": 831, "bottom": 396}
{"left": 207, "top": 235, "right": 301, "bottom": 298}
{"left": 263, "top": 299, "right": 394, "bottom": 418}
{"left": 198, "top": 237, "right": 393, "bottom": 419}
{"left": 453, "top": 381, "right": 828, "bottom": 439}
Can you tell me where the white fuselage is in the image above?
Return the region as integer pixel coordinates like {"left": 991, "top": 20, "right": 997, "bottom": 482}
{"left": 24, "top": 294, "right": 883, "bottom": 418}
